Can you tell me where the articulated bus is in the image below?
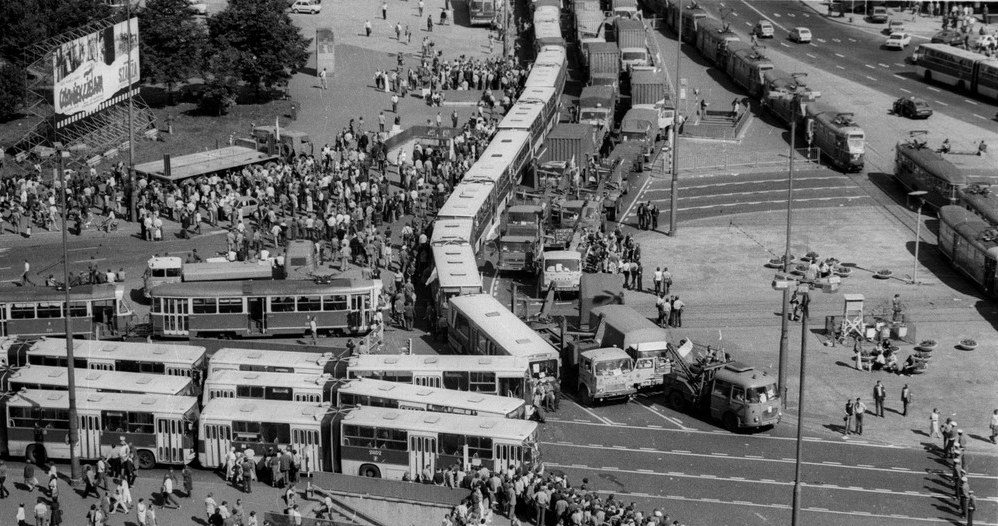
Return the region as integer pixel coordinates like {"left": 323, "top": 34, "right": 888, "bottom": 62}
{"left": 346, "top": 354, "right": 533, "bottom": 402}
{"left": 149, "top": 278, "right": 382, "bottom": 338}
{"left": 468, "top": 0, "right": 495, "bottom": 26}
{"left": 498, "top": 87, "right": 559, "bottom": 156}
{"left": 0, "top": 284, "right": 132, "bottom": 339}
{"left": 17, "top": 338, "right": 206, "bottom": 380}
{"left": 199, "top": 397, "right": 331, "bottom": 472}
{"left": 3, "top": 389, "right": 198, "bottom": 468}
{"left": 428, "top": 245, "right": 483, "bottom": 333}
{"left": 447, "top": 294, "right": 560, "bottom": 380}
{"left": 208, "top": 348, "right": 339, "bottom": 376}
{"left": 938, "top": 205, "right": 998, "bottom": 298}
{"left": 204, "top": 370, "right": 333, "bottom": 402}
{"left": 912, "top": 43, "right": 998, "bottom": 100}
{"left": 2, "top": 365, "right": 195, "bottom": 396}
{"left": 336, "top": 378, "right": 527, "bottom": 419}
{"left": 436, "top": 182, "right": 499, "bottom": 255}
{"left": 339, "top": 406, "right": 538, "bottom": 480}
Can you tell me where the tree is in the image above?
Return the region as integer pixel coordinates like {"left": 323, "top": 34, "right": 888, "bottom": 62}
{"left": 138, "top": 0, "right": 209, "bottom": 102}
{"left": 0, "top": 0, "right": 112, "bottom": 61}
{"left": 0, "top": 62, "right": 27, "bottom": 119}
{"left": 208, "top": 0, "right": 310, "bottom": 99}
{"left": 198, "top": 48, "right": 241, "bottom": 115}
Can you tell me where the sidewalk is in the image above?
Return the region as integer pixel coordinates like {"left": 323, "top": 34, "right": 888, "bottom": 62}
{"left": 799, "top": 0, "right": 996, "bottom": 39}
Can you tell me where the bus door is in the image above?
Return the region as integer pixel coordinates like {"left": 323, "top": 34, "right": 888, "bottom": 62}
{"left": 408, "top": 433, "right": 437, "bottom": 477}
{"left": 156, "top": 418, "right": 186, "bottom": 464}
{"left": 413, "top": 374, "right": 442, "bottom": 388}
{"left": 248, "top": 298, "right": 266, "bottom": 333}
{"left": 292, "top": 428, "right": 322, "bottom": 473}
{"left": 78, "top": 414, "right": 101, "bottom": 460}
{"left": 494, "top": 442, "right": 522, "bottom": 473}
{"left": 203, "top": 423, "right": 232, "bottom": 468}
{"left": 88, "top": 360, "right": 115, "bottom": 371}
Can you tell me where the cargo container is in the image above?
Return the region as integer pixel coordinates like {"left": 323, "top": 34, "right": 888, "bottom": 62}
{"left": 542, "top": 124, "right": 597, "bottom": 164}
{"left": 579, "top": 85, "right": 616, "bottom": 148}
{"left": 612, "top": 0, "right": 638, "bottom": 19}
{"left": 630, "top": 69, "right": 674, "bottom": 129}
{"left": 588, "top": 42, "right": 621, "bottom": 87}
{"left": 614, "top": 18, "right": 646, "bottom": 49}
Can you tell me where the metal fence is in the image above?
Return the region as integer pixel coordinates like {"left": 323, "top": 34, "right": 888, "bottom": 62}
{"left": 648, "top": 146, "right": 823, "bottom": 177}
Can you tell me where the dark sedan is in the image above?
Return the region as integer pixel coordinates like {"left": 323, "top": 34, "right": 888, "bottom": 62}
{"left": 931, "top": 30, "right": 965, "bottom": 47}
{"left": 893, "top": 97, "right": 933, "bottom": 119}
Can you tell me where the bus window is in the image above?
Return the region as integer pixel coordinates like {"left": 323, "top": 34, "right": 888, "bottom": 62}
{"left": 731, "top": 386, "right": 745, "bottom": 404}
{"left": 440, "top": 433, "right": 463, "bottom": 455}
{"left": 712, "top": 380, "right": 731, "bottom": 399}
{"left": 375, "top": 428, "right": 408, "bottom": 450}
{"left": 453, "top": 313, "right": 471, "bottom": 342}
{"left": 236, "top": 385, "right": 265, "bottom": 399}
{"left": 469, "top": 372, "right": 496, "bottom": 392}
{"left": 748, "top": 384, "right": 777, "bottom": 403}
{"left": 467, "top": 435, "right": 492, "bottom": 460}
{"left": 444, "top": 371, "right": 469, "bottom": 391}
{"left": 266, "top": 387, "right": 293, "bottom": 401}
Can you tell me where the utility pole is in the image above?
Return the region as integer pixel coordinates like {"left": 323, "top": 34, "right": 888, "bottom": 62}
{"left": 777, "top": 81, "right": 805, "bottom": 407}
{"left": 126, "top": 3, "right": 137, "bottom": 223}
{"left": 790, "top": 295, "right": 810, "bottom": 526}
{"left": 668, "top": 10, "right": 682, "bottom": 236}
{"left": 55, "top": 144, "right": 82, "bottom": 487}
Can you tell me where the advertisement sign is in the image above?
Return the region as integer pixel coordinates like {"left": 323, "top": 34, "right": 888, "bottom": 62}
{"left": 52, "top": 18, "right": 140, "bottom": 128}
{"left": 316, "top": 28, "right": 335, "bottom": 75}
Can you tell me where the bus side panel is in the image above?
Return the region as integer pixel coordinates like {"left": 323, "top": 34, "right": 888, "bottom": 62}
{"left": 339, "top": 446, "right": 408, "bottom": 478}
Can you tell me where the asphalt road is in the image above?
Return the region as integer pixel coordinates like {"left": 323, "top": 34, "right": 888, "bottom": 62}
{"left": 700, "top": 0, "right": 997, "bottom": 124}
{"left": 539, "top": 394, "right": 998, "bottom": 525}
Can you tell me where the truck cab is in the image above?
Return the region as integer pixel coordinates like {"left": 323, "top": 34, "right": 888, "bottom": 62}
{"left": 252, "top": 126, "right": 314, "bottom": 158}
{"left": 619, "top": 47, "right": 650, "bottom": 71}
{"left": 577, "top": 347, "right": 637, "bottom": 405}
{"left": 498, "top": 235, "right": 539, "bottom": 273}
{"left": 579, "top": 85, "right": 616, "bottom": 148}
{"left": 538, "top": 250, "right": 582, "bottom": 294}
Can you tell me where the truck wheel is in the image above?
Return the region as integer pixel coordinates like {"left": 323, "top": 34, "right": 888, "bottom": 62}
{"left": 668, "top": 390, "right": 687, "bottom": 411}
{"left": 579, "top": 386, "right": 593, "bottom": 406}
{"left": 722, "top": 413, "right": 739, "bottom": 431}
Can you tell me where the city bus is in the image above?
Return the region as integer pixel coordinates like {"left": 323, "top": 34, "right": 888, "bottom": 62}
{"left": 198, "top": 397, "right": 331, "bottom": 472}
{"left": 428, "top": 245, "right": 483, "bottom": 333}
{"left": 498, "top": 87, "right": 559, "bottom": 156}
{"left": 447, "top": 294, "right": 560, "bottom": 380}
{"left": 336, "top": 378, "right": 527, "bottom": 419}
{"left": 469, "top": 0, "right": 495, "bottom": 26}
{"left": 436, "top": 182, "right": 498, "bottom": 255}
{"left": 204, "top": 370, "right": 334, "bottom": 402}
{"left": 339, "top": 406, "right": 538, "bottom": 480}
{"left": 525, "top": 47, "right": 568, "bottom": 95}
{"left": 0, "top": 284, "right": 133, "bottom": 339}
{"left": 208, "top": 347, "right": 339, "bottom": 376}
{"left": 149, "top": 278, "right": 382, "bottom": 338}
{"left": 18, "top": 338, "right": 206, "bottom": 381}
{"left": 3, "top": 389, "right": 199, "bottom": 468}
{"left": 912, "top": 43, "right": 998, "bottom": 100}
{"left": 938, "top": 205, "right": 998, "bottom": 298}
{"left": 463, "top": 130, "right": 533, "bottom": 218}
{"left": 346, "top": 354, "right": 532, "bottom": 401}
{"left": 2, "top": 365, "right": 196, "bottom": 396}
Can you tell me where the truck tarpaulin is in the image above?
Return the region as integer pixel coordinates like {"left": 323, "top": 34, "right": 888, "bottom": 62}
{"left": 542, "top": 124, "right": 597, "bottom": 164}
{"left": 614, "top": 18, "right": 646, "bottom": 49}
{"left": 630, "top": 69, "right": 668, "bottom": 106}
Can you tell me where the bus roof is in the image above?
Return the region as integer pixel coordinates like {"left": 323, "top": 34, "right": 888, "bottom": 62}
{"left": 8, "top": 388, "right": 197, "bottom": 415}
{"left": 147, "top": 256, "right": 183, "bottom": 270}
{"left": 431, "top": 245, "right": 482, "bottom": 288}
{"left": 916, "top": 42, "right": 998, "bottom": 64}
{"left": 465, "top": 131, "right": 531, "bottom": 183}
{"left": 715, "top": 362, "right": 776, "bottom": 388}
{"left": 7, "top": 365, "right": 192, "bottom": 395}
{"left": 437, "top": 183, "right": 493, "bottom": 220}
{"left": 499, "top": 88, "right": 557, "bottom": 130}
{"left": 448, "top": 294, "right": 556, "bottom": 355}
{"left": 348, "top": 354, "right": 529, "bottom": 374}
{"left": 28, "top": 338, "right": 206, "bottom": 364}
{"left": 534, "top": 47, "right": 567, "bottom": 68}
{"left": 0, "top": 284, "right": 122, "bottom": 303}
{"left": 431, "top": 219, "right": 475, "bottom": 245}
{"left": 200, "top": 397, "right": 332, "bottom": 426}
{"left": 210, "top": 348, "right": 336, "bottom": 371}
{"left": 343, "top": 406, "right": 537, "bottom": 440}
{"left": 150, "top": 279, "right": 379, "bottom": 298}
{"left": 338, "top": 378, "right": 524, "bottom": 414}
{"left": 524, "top": 67, "right": 564, "bottom": 90}
{"left": 205, "top": 369, "right": 333, "bottom": 390}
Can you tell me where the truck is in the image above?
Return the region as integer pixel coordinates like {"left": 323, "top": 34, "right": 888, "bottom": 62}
{"left": 619, "top": 47, "right": 650, "bottom": 71}
{"left": 548, "top": 198, "right": 604, "bottom": 249}
{"left": 611, "top": 0, "right": 638, "bottom": 19}
{"left": 579, "top": 273, "right": 624, "bottom": 329}
{"left": 497, "top": 205, "right": 546, "bottom": 273}
{"left": 614, "top": 18, "right": 647, "bottom": 49}
{"left": 538, "top": 250, "right": 583, "bottom": 295}
{"left": 542, "top": 124, "right": 597, "bottom": 166}
{"left": 620, "top": 107, "right": 659, "bottom": 144}
{"left": 630, "top": 69, "right": 675, "bottom": 131}
{"left": 663, "top": 354, "right": 782, "bottom": 430}
{"left": 589, "top": 304, "right": 672, "bottom": 388}
{"left": 579, "top": 85, "right": 616, "bottom": 151}
{"left": 576, "top": 348, "right": 638, "bottom": 405}
{"left": 587, "top": 42, "right": 621, "bottom": 90}
{"left": 245, "top": 126, "right": 315, "bottom": 158}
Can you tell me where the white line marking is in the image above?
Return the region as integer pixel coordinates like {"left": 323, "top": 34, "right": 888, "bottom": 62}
{"left": 865, "top": 64, "right": 876, "bottom": 69}
{"left": 894, "top": 74, "right": 907, "bottom": 80}
{"left": 635, "top": 400, "right": 689, "bottom": 430}
{"left": 934, "top": 100, "right": 948, "bottom": 106}
{"left": 836, "top": 65, "right": 845, "bottom": 70}
{"left": 834, "top": 53, "right": 845, "bottom": 58}
{"left": 773, "top": 12, "right": 781, "bottom": 17}
{"left": 809, "top": 42, "right": 817, "bottom": 47}
{"left": 806, "top": 53, "right": 816, "bottom": 58}
{"left": 832, "top": 38, "right": 841, "bottom": 43}
{"left": 895, "top": 63, "right": 906, "bottom": 67}
{"left": 900, "top": 88, "right": 911, "bottom": 93}
{"left": 816, "top": 38, "right": 826, "bottom": 42}
{"left": 569, "top": 400, "right": 614, "bottom": 426}
{"left": 848, "top": 38, "right": 857, "bottom": 42}
{"left": 0, "top": 267, "right": 10, "bottom": 270}
{"left": 865, "top": 75, "right": 877, "bottom": 81}
{"left": 72, "top": 258, "right": 106, "bottom": 264}
{"left": 964, "top": 99, "right": 978, "bottom": 105}
{"left": 68, "top": 246, "right": 101, "bottom": 252}
{"left": 974, "top": 114, "right": 987, "bottom": 120}
{"left": 786, "top": 13, "right": 794, "bottom": 17}
{"left": 878, "top": 63, "right": 890, "bottom": 68}
{"left": 780, "top": 42, "right": 790, "bottom": 48}
{"left": 926, "top": 86, "right": 941, "bottom": 92}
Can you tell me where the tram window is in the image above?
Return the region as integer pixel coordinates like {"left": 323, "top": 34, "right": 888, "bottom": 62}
{"left": 36, "top": 302, "right": 62, "bottom": 318}
{"left": 271, "top": 297, "right": 296, "bottom": 312}
{"left": 218, "top": 298, "right": 243, "bottom": 314}
{"left": 68, "top": 302, "right": 89, "bottom": 317}
{"left": 323, "top": 295, "right": 348, "bottom": 311}
{"left": 10, "top": 303, "right": 35, "bottom": 319}
{"left": 297, "top": 296, "right": 321, "bottom": 312}
{"left": 440, "top": 433, "right": 463, "bottom": 455}
{"left": 193, "top": 298, "right": 217, "bottom": 314}
{"left": 151, "top": 299, "right": 161, "bottom": 313}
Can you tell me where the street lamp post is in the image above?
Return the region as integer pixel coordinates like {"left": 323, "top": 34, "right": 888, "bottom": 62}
{"left": 909, "top": 190, "right": 928, "bottom": 284}
{"left": 790, "top": 288, "right": 810, "bottom": 526}
{"left": 55, "top": 143, "right": 83, "bottom": 487}
{"left": 668, "top": 10, "right": 682, "bottom": 236}
{"left": 777, "top": 82, "right": 805, "bottom": 407}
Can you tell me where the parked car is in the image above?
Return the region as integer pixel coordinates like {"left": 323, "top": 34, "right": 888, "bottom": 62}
{"left": 932, "top": 30, "right": 966, "bottom": 47}
{"left": 869, "top": 6, "right": 889, "bottom": 23}
{"left": 884, "top": 19, "right": 904, "bottom": 34}
{"left": 290, "top": 0, "right": 321, "bottom": 13}
{"left": 892, "top": 97, "right": 933, "bottom": 119}
{"left": 884, "top": 32, "right": 911, "bottom": 50}
{"left": 753, "top": 20, "right": 774, "bottom": 38}
{"left": 789, "top": 27, "right": 812, "bottom": 43}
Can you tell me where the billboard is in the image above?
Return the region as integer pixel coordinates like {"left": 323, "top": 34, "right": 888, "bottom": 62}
{"left": 52, "top": 18, "right": 140, "bottom": 128}
{"left": 316, "top": 28, "right": 335, "bottom": 75}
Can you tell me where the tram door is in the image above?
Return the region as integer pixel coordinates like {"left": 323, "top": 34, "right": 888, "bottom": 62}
{"left": 408, "top": 434, "right": 436, "bottom": 477}
{"left": 248, "top": 298, "right": 266, "bottom": 333}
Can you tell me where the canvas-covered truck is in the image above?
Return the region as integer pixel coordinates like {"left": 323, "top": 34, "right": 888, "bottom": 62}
{"left": 589, "top": 304, "right": 672, "bottom": 388}
{"left": 579, "top": 85, "right": 617, "bottom": 150}
{"left": 630, "top": 69, "right": 675, "bottom": 132}
{"left": 588, "top": 42, "right": 621, "bottom": 90}
{"left": 498, "top": 205, "right": 546, "bottom": 273}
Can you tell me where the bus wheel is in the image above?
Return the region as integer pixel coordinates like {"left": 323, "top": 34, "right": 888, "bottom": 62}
{"left": 25, "top": 444, "right": 46, "bottom": 466}
{"left": 722, "top": 413, "right": 739, "bottom": 431}
{"left": 668, "top": 390, "right": 687, "bottom": 412}
{"left": 359, "top": 464, "right": 381, "bottom": 478}
{"left": 137, "top": 450, "right": 156, "bottom": 469}
{"left": 579, "top": 386, "right": 592, "bottom": 406}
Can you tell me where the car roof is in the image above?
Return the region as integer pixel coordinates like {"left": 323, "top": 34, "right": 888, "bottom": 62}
{"left": 758, "top": 20, "right": 772, "bottom": 26}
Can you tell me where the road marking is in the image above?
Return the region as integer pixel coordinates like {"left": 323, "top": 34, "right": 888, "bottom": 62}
{"left": 665, "top": 185, "right": 860, "bottom": 202}
{"left": 858, "top": 464, "right": 873, "bottom": 468}
{"left": 745, "top": 21, "right": 752, "bottom": 26}
{"left": 643, "top": 175, "right": 851, "bottom": 193}
{"left": 802, "top": 13, "right": 809, "bottom": 17}
{"left": 865, "top": 75, "right": 877, "bottom": 81}
{"left": 806, "top": 53, "right": 816, "bottom": 58}
{"left": 894, "top": 75, "right": 908, "bottom": 81}
{"left": 836, "top": 65, "right": 845, "bottom": 70}
{"left": 895, "top": 63, "right": 906, "bottom": 67}
{"left": 848, "top": 38, "right": 857, "bottom": 42}
{"left": 773, "top": 12, "right": 781, "bottom": 17}
{"left": 568, "top": 400, "right": 614, "bottom": 426}
{"left": 780, "top": 42, "right": 790, "bottom": 48}
{"left": 809, "top": 42, "right": 817, "bottom": 47}
{"left": 0, "top": 266, "right": 9, "bottom": 270}
{"left": 934, "top": 100, "right": 948, "bottom": 106}
{"left": 926, "top": 86, "right": 941, "bottom": 92}
{"left": 635, "top": 400, "right": 690, "bottom": 430}
{"left": 878, "top": 63, "right": 890, "bottom": 68}
{"left": 834, "top": 52, "right": 845, "bottom": 57}
{"left": 816, "top": 38, "right": 826, "bottom": 43}
{"left": 964, "top": 99, "right": 978, "bottom": 105}
{"left": 865, "top": 64, "right": 875, "bottom": 69}
{"left": 832, "top": 38, "right": 841, "bottom": 42}
{"left": 786, "top": 12, "right": 794, "bottom": 17}
{"left": 737, "top": 1, "right": 789, "bottom": 32}
{"left": 822, "top": 461, "right": 842, "bottom": 465}
{"left": 974, "top": 114, "right": 987, "bottom": 120}
{"left": 73, "top": 257, "right": 106, "bottom": 264}
{"left": 620, "top": 170, "right": 655, "bottom": 222}
{"left": 68, "top": 246, "right": 101, "bottom": 252}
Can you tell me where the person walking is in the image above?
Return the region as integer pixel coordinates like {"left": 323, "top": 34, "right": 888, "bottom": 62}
{"left": 419, "top": 0, "right": 424, "bottom": 16}
{"left": 427, "top": 15, "right": 433, "bottom": 31}
{"left": 0, "top": 460, "right": 8, "bottom": 499}
{"left": 365, "top": 19, "right": 373, "bottom": 37}
{"left": 395, "top": 22, "right": 402, "bottom": 40}
{"left": 854, "top": 397, "right": 866, "bottom": 435}
{"left": 378, "top": 112, "right": 386, "bottom": 133}
{"left": 21, "top": 260, "right": 35, "bottom": 286}
{"left": 989, "top": 409, "right": 998, "bottom": 444}
{"left": 319, "top": 68, "right": 327, "bottom": 90}
{"left": 654, "top": 267, "right": 663, "bottom": 295}
{"left": 873, "top": 380, "right": 886, "bottom": 417}
{"left": 931, "top": 408, "right": 942, "bottom": 438}
{"left": 308, "top": 316, "right": 318, "bottom": 345}
{"left": 843, "top": 398, "right": 855, "bottom": 436}
{"left": 901, "top": 384, "right": 912, "bottom": 416}
{"left": 161, "top": 470, "right": 180, "bottom": 509}
{"left": 672, "top": 296, "right": 684, "bottom": 327}
{"left": 662, "top": 267, "right": 672, "bottom": 294}
{"left": 23, "top": 463, "right": 37, "bottom": 493}
{"left": 381, "top": 1, "right": 388, "bottom": 20}
{"left": 967, "top": 490, "right": 977, "bottom": 525}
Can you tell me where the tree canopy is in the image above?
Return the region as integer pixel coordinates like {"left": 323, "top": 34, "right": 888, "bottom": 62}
{"left": 138, "top": 0, "right": 209, "bottom": 95}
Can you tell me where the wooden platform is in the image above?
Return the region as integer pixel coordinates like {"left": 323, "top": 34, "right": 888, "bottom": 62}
{"left": 134, "top": 146, "right": 277, "bottom": 182}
